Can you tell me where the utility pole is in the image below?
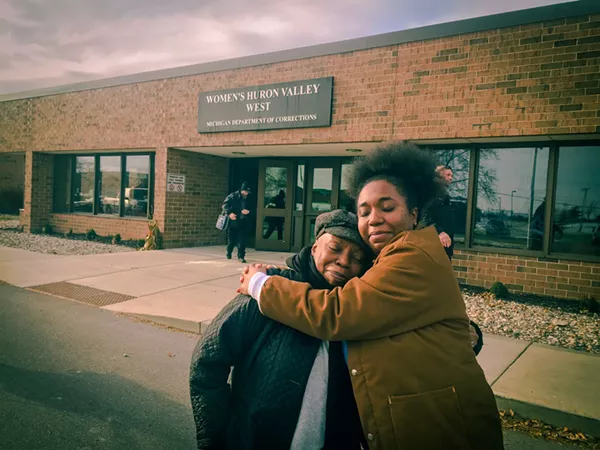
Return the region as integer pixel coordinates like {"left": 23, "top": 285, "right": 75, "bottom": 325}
{"left": 579, "top": 187, "right": 590, "bottom": 232}
{"left": 511, "top": 190, "right": 516, "bottom": 226}
{"left": 527, "top": 148, "right": 539, "bottom": 249}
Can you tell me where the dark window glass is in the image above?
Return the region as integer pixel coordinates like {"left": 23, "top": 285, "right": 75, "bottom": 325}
{"left": 311, "top": 168, "right": 333, "bottom": 212}
{"left": 552, "top": 146, "right": 600, "bottom": 257}
{"left": 473, "top": 147, "right": 549, "bottom": 250}
{"left": 262, "top": 217, "right": 285, "bottom": 241}
{"left": 53, "top": 155, "right": 71, "bottom": 213}
{"left": 73, "top": 156, "right": 95, "bottom": 214}
{"left": 295, "top": 164, "right": 306, "bottom": 211}
{"left": 124, "top": 155, "right": 150, "bottom": 217}
{"left": 264, "top": 167, "right": 287, "bottom": 208}
{"left": 339, "top": 163, "right": 355, "bottom": 213}
{"left": 295, "top": 165, "right": 305, "bottom": 211}
{"left": 429, "top": 149, "right": 470, "bottom": 246}
{"left": 99, "top": 156, "right": 121, "bottom": 216}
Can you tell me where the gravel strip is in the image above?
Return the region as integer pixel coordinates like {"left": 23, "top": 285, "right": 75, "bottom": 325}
{"left": 464, "top": 290, "right": 599, "bottom": 354}
{"left": 0, "top": 229, "right": 134, "bottom": 255}
{"left": 0, "top": 219, "right": 20, "bottom": 230}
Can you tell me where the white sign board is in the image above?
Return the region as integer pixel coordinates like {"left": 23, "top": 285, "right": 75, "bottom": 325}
{"left": 167, "top": 174, "right": 186, "bottom": 193}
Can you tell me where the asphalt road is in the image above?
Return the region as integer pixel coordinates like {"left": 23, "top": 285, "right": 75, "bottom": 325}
{"left": 0, "top": 284, "right": 584, "bottom": 450}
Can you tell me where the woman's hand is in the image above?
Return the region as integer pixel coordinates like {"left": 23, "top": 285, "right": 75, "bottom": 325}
{"left": 238, "top": 263, "right": 268, "bottom": 295}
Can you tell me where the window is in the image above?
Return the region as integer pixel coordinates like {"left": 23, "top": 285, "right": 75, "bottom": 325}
{"left": 339, "top": 163, "right": 355, "bottom": 213}
{"left": 52, "top": 153, "right": 154, "bottom": 218}
{"left": 99, "top": 156, "right": 121, "bottom": 215}
{"left": 311, "top": 168, "right": 333, "bottom": 212}
{"left": 264, "top": 167, "right": 288, "bottom": 208}
{"left": 73, "top": 156, "right": 95, "bottom": 214}
{"left": 295, "top": 164, "right": 305, "bottom": 211}
{"left": 429, "top": 149, "right": 471, "bottom": 246}
{"left": 124, "top": 155, "right": 151, "bottom": 217}
{"left": 53, "top": 156, "right": 71, "bottom": 213}
{"left": 552, "top": 146, "right": 600, "bottom": 257}
{"left": 473, "top": 147, "right": 549, "bottom": 250}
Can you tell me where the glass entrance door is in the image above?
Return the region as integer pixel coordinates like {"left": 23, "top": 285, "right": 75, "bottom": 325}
{"left": 255, "top": 160, "right": 294, "bottom": 251}
{"left": 303, "top": 161, "right": 341, "bottom": 245}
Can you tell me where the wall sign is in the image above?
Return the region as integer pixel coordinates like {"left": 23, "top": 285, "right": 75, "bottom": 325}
{"left": 197, "top": 77, "right": 333, "bottom": 133}
{"left": 167, "top": 174, "right": 185, "bottom": 193}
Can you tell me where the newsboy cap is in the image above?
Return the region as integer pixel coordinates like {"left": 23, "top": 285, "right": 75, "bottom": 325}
{"left": 315, "top": 209, "right": 369, "bottom": 253}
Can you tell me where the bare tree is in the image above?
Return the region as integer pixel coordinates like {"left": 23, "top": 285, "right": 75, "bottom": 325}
{"left": 429, "top": 148, "right": 498, "bottom": 204}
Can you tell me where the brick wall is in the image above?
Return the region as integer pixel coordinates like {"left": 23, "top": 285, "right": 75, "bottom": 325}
{"left": 49, "top": 214, "right": 148, "bottom": 240}
{"left": 1, "top": 13, "right": 598, "bottom": 153}
{"left": 164, "top": 149, "right": 229, "bottom": 247}
{"left": 23, "top": 152, "right": 53, "bottom": 232}
{"left": 392, "top": 16, "right": 600, "bottom": 139}
{"left": 453, "top": 249, "right": 600, "bottom": 300}
{"left": 0, "top": 154, "right": 25, "bottom": 191}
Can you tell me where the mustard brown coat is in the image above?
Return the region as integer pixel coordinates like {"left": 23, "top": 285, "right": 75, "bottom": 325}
{"left": 257, "top": 226, "right": 503, "bottom": 450}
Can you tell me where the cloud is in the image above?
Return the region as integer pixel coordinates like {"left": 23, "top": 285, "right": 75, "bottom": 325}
{"left": 0, "top": 0, "right": 566, "bottom": 95}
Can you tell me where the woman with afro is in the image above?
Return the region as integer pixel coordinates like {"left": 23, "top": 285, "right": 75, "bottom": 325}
{"left": 240, "top": 142, "right": 503, "bottom": 450}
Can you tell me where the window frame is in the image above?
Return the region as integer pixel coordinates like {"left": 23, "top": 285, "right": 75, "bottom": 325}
{"left": 59, "top": 152, "right": 155, "bottom": 220}
{"left": 426, "top": 141, "right": 600, "bottom": 263}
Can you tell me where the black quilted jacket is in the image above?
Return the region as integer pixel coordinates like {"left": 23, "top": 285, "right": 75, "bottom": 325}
{"left": 189, "top": 247, "right": 364, "bottom": 450}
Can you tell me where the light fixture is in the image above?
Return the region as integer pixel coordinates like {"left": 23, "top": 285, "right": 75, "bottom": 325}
{"left": 232, "top": 151, "right": 246, "bottom": 155}
{"left": 346, "top": 148, "right": 362, "bottom": 153}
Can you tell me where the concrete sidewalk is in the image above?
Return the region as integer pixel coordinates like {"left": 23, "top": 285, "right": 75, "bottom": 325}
{"left": 1, "top": 244, "right": 599, "bottom": 437}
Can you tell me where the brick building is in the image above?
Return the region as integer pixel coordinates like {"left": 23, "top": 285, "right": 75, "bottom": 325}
{"left": 1, "top": 1, "right": 599, "bottom": 299}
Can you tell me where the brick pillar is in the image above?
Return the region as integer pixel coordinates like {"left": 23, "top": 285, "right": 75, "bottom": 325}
{"left": 162, "top": 148, "right": 229, "bottom": 248}
{"left": 153, "top": 146, "right": 167, "bottom": 232}
{"left": 23, "top": 151, "right": 54, "bottom": 233}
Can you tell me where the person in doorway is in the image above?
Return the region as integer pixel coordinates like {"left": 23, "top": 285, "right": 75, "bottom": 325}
{"left": 239, "top": 142, "right": 503, "bottom": 449}
{"left": 190, "top": 209, "right": 370, "bottom": 450}
{"left": 263, "top": 190, "right": 286, "bottom": 240}
{"left": 423, "top": 165, "right": 457, "bottom": 260}
{"left": 223, "top": 182, "right": 251, "bottom": 263}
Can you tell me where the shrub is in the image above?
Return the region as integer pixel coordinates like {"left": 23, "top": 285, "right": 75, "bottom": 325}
{"left": 86, "top": 229, "right": 97, "bottom": 241}
{"left": 140, "top": 219, "right": 163, "bottom": 251}
{"left": 42, "top": 224, "right": 53, "bottom": 234}
{"left": 112, "top": 233, "right": 122, "bottom": 244}
{"left": 581, "top": 296, "right": 599, "bottom": 314}
{"left": 66, "top": 228, "right": 74, "bottom": 237}
{"left": 490, "top": 281, "right": 509, "bottom": 299}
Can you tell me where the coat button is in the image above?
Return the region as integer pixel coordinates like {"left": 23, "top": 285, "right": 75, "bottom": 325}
{"left": 367, "top": 433, "right": 374, "bottom": 441}
{"left": 351, "top": 369, "right": 358, "bottom": 376}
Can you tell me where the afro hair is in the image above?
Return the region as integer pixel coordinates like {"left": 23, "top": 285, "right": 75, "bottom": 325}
{"left": 347, "top": 141, "right": 445, "bottom": 216}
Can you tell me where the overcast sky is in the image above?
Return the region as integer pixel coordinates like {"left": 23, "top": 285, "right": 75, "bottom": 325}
{"left": 0, "top": 0, "right": 567, "bottom": 95}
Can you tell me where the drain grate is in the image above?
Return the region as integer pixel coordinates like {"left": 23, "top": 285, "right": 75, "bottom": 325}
{"left": 27, "top": 282, "right": 135, "bottom": 307}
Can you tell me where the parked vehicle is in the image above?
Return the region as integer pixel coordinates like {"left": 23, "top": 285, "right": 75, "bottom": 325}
{"left": 101, "top": 188, "right": 148, "bottom": 215}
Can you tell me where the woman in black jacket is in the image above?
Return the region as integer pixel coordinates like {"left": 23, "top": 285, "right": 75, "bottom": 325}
{"left": 190, "top": 210, "right": 369, "bottom": 450}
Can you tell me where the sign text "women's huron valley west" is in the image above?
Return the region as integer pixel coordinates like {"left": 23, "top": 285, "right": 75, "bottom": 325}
{"left": 197, "top": 77, "right": 333, "bottom": 133}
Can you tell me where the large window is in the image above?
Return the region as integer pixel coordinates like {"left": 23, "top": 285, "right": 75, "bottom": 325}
{"left": 552, "top": 146, "right": 600, "bottom": 257}
{"left": 430, "top": 149, "right": 471, "bottom": 246}
{"left": 473, "top": 147, "right": 549, "bottom": 250}
{"left": 53, "top": 153, "right": 154, "bottom": 219}
{"left": 426, "top": 143, "right": 599, "bottom": 261}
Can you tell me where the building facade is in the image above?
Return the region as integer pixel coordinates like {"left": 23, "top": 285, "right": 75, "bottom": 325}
{"left": 1, "top": 1, "right": 599, "bottom": 300}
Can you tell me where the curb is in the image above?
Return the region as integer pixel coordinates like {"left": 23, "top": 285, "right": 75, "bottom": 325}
{"left": 496, "top": 396, "right": 600, "bottom": 439}
{"left": 128, "top": 313, "right": 208, "bottom": 335}
{"left": 129, "top": 312, "right": 600, "bottom": 439}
